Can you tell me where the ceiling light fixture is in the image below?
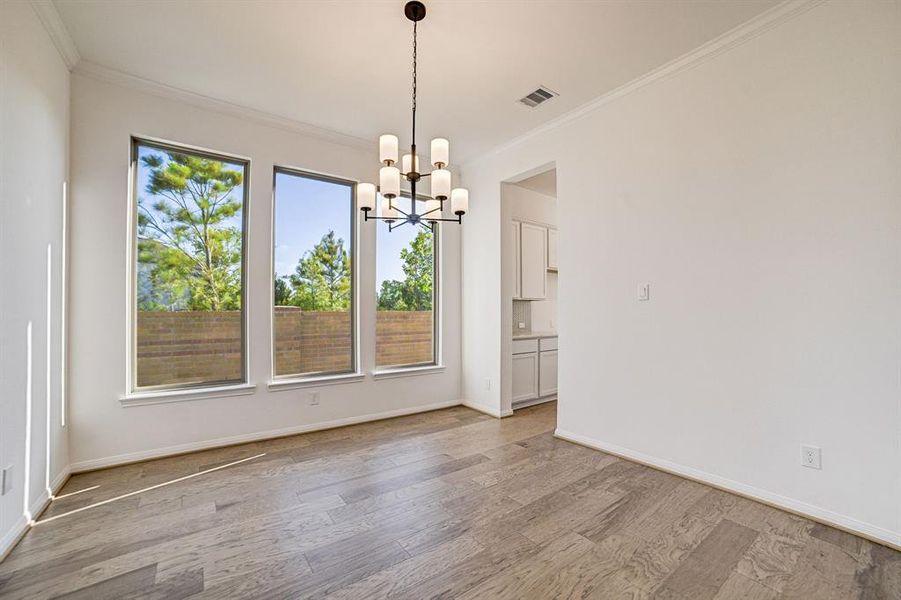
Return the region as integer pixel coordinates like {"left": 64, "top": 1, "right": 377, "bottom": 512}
{"left": 358, "top": 1, "right": 468, "bottom": 231}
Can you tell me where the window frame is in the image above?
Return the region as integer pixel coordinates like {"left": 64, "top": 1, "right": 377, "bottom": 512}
{"left": 374, "top": 192, "right": 441, "bottom": 371}
{"left": 127, "top": 137, "right": 251, "bottom": 393}
{"left": 269, "top": 165, "right": 360, "bottom": 382}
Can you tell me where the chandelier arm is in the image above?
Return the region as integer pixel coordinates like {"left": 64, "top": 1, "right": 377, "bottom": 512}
{"left": 389, "top": 219, "right": 413, "bottom": 232}
{"left": 390, "top": 202, "right": 411, "bottom": 218}
{"left": 424, "top": 216, "right": 463, "bottom": 223}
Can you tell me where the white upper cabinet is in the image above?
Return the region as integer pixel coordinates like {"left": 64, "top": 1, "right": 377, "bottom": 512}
{"left": 510, "top": 221, "right": 521, "bottom": 299}
{"left": 519, "top": 222, "right": 547, "bottom": 299}
{"left": 547, "top": 228, "right": 558, "bottom": 271}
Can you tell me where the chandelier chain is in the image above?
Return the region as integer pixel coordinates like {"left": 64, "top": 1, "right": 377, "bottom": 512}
{"left": 412, "top": 20, "right": 417, "bottom": 146}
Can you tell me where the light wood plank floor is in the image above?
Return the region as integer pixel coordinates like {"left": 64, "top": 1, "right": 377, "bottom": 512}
{"left": 0, "top": 403, "right": 898, "bottom": 599}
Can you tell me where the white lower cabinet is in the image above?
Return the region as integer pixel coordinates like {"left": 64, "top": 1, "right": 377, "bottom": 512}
{"left": 512, "top": 336, "right": 558, "bottom": 407}
{"left": 538, "top": 349, "right": 558, "bottom": 397}
{"left": 512, "top": 352, "right": 539, "bottom": 403}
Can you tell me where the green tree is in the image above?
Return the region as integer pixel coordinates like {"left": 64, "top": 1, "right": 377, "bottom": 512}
{"left": 137, "top": 150, "right": 244, "bottom": 311}
{"left": 289, "top": 231, "right": 351, "bottom": 310}
{"left": 377, "top": 279, "right": 407, "bottom": 310}
{"left": 273, "top": 276, "right": 293, "bottom": 306}
{"left": 378, "top": 229, "right": 433, "bottom": 311}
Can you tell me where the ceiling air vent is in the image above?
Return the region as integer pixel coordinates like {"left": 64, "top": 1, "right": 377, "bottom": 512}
{"left": 518, "top": 86, "right": 558, "bottom": 108}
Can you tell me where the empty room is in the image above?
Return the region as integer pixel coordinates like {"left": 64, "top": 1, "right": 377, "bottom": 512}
{"left": 1, "top": 0, "right": 899, "bottom": 598}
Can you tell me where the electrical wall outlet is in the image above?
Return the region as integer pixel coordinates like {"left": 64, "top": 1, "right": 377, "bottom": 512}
{"left": 309, "top": 392, "right": 320, "bottom": 406}
{"left": 638, "top": 283, "right": 650, "bottom": 301}
{"left": 518, "top": 322, "right": 526, "bottom": 329}
{"left": 801, "top": 444, "right": 821, "bottom": 469}
{"left": 1, "top": 465, "right": 12, "bottom": 495}
{"left": 485, "top": 378, "right": 491, "bottom": 391}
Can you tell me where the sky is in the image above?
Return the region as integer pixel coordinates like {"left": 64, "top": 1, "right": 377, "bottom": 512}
{"left": 137, "top": 146, "right": 425, "bottom": 294}
{"left": 274, "top": 172, "right": 420, "bottom": 289}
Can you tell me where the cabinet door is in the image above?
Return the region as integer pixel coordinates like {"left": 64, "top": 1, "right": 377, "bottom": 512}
{"left": 510, "top": 221, "right": 521, "bottom": 299}
{"left": 520, "top": 223, "right": 547, "bottom": 299}
{"left": 539, "top": 350, "right": 558, "bottom": 397}
{"left": 512, "top": 352, "right": 538, "bottom": 403}
{"left": 547, "top": 229, "right": 558, "bottom": 271}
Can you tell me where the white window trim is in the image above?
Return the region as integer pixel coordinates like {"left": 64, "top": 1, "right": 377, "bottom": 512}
{"left": 268, "top": 372, "right": 365, "bottom": 391}
{"left": 127, "top": 136, "right": 252, "bottom": 394}
{"left": 269, "top": 166, "right": 361, "bottom": 382}
{"left": 371, "top": 364, "right": 446, "bottom": 380}
{"left": 120, "top": 383, "right": 257, "bottom": 407}
{"left": 374, "top": 193, "right": 442, "bottom": 371}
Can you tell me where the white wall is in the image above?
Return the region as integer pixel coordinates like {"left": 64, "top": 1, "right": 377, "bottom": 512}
{"left": 0, "top": 1, "right": 71, "bottom": 556}
{"left": 461, "top": 0, "right": 901, "bottom": 546}
{"left": 506, "top": 183, "right": 557, "bottom": 226}
{"left": 68, "top": 72, "right": 462, "bottom": 470}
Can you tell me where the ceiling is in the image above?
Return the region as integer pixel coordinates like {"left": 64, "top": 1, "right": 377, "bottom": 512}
{"left": 55, "top": 0, "right": 779, "bottom": 163}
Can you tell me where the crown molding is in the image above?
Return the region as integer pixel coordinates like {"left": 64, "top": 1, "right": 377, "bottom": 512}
{"left": 473, "top": 0, "right": 824, "bottom": 164}
{"left": 29, "top": 0, "right": 80, "bottom": 70}
{"left": 72, "top": 61, "right": 374, "bottom": 152}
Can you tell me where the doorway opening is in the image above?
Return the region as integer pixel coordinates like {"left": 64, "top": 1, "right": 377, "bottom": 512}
{"left": 501, "top": 165, "right": 558, "bottom": 414}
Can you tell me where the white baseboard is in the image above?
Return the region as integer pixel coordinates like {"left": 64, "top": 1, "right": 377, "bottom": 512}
{"left": 0, "top": 466, "right": 71, "bottom": 562}
{"left": 0, "top": 515, "right": 29, "bottom": 563}
{"left": 512, "top": 395, "right": 557, "bottom": 410}
{"left": 555, "top": 428, "right": 901, "bottom": 551}
{"left": 49, "top": 465, "right": 71, "bottom": 497}
{"left": 70, "top": 400, "right": 463, "bottom": 473}
{"left": 461, "top": 399, "right": 512, "bottom": 418}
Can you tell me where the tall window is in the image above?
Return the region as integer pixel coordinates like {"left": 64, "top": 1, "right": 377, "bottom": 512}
{"left": 132, "top": 139, "right": 248, "bottom": 389}
{"left": 272, "top": 168, "right": 355, "bottom": 378}
{"left": 376, "top": 195, "right": 438, "bottom": 368}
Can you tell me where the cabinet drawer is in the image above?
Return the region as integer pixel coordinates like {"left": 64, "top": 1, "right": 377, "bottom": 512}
{"left": 539, "top": 337, "right": 558, "bottom": 352}
{"left": 512, "top": 338, "right": 539, "bottom": 354}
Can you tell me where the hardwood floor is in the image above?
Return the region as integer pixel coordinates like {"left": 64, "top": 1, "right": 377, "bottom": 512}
{"left": 0, "top": 402, "right": 898, "bottom": 599}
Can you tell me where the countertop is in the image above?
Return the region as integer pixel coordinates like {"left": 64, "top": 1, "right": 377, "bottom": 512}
{"left": 512, "top": 330, "right": 557, "bottom": 340}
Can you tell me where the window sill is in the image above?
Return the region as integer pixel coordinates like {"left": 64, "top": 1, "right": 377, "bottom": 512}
{"left": 268, "top": 372, "right": 365, "bottom": 392}
{"left": 371, "top": 365, "right": 446, "bottom": 380}
{"left": 120, "top": 383, "right": 257, "bottom": 407}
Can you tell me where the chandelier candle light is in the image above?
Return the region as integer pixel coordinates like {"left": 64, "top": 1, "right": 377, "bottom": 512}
{"left": 358, "top": 1, "right": 469, "bottom": 231}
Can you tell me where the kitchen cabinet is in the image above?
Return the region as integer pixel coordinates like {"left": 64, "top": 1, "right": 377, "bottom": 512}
{"left": 512, "top": 352, "right": 538, "bottom": 403}
{"left": 519, "top": 222, "right": 547, "bottom": 299}
{"left": 512, "top": 335, "right": 558, "bottom": 408}
{"left": 547, "top": 228, "right": 558, "bottom": 271}
{"left": 538, "top": 349, "right": 558, "bottom": 396}
{"left": 510, "top": 221, "right": 521, "bottom": 299}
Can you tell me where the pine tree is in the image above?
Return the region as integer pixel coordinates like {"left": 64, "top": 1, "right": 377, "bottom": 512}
{"left": 137, "top": 150, "right": 244, "bottom": 311}
{"left": 289, "top": 231, "right": 351, "bottom": 310}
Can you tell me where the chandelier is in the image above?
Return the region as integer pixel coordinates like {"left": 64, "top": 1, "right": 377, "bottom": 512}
{"left": 358, "top": 1, "right": 468, "bottom": 231}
